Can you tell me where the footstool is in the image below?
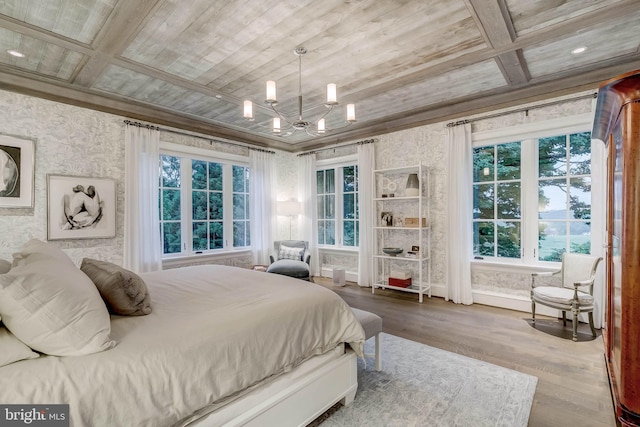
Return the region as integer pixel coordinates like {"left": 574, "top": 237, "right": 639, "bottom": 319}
{"left": 351, "top": 307, "right": 382, "bottom": 371}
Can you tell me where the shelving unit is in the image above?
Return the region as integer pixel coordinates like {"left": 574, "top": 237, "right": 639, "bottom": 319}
{"left": 371, "top": 163, "right": 431, "bottom": 302}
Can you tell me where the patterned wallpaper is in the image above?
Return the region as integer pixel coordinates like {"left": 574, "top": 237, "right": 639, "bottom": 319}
{"left": 0, "top": 90, "right": 258, "bottom": 269}
{"left": 310, "top": 90, "right": 595, "bottom": 298}
{"left": 0, "top": 90, "right": 125, "bottom": 265}
{"left": 0, "top": 87, "right": 594, "bottom": 302}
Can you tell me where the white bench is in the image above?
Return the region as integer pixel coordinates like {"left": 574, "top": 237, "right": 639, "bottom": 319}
{"left": 351, "top": 308, "right": 382, "bottom": 371}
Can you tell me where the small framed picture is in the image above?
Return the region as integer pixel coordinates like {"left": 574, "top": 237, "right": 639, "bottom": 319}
{"left": 411, "top": 245, "right": 420, "bottom": 252}
{"left": 381, "top": 211, "right": 393, "bottom": 227}
{"left": 0, "top": 134, "right": 35, "bottom": 208}
{"left": 47, "top": 175, "right": 116, "bottom": 240}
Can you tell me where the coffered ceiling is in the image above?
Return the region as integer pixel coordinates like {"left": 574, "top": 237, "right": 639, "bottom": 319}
{"left": 0, "top": 0, "right": 638, "bottom": 152}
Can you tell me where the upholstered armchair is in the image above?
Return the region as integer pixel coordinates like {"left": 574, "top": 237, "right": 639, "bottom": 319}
{"left": 530, "top": 252, "right": 602, "bottom": 341}
{"left": 266, "top": 240, "right": 311, "bottom": 281}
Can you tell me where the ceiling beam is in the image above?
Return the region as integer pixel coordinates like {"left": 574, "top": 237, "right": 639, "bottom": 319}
{"left": 74, "top": 0, "right": 161, "bottom": 87}
{"left": 465, "top": 0, "right": 530, "bottom": 86}
{"left": 346, "top": 0, "right": 636, "bottom": 103}
{"left": 291, "top": 58, "right": 640, "bottom": 152}
{"left": 0, "top": 14, "right": 93, "bottom": 55}
{"left": 0, "top": 68, "right": 295, "bottom": 151}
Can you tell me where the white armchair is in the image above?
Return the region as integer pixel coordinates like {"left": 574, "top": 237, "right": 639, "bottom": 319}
{"left": 530, "top": 252, "right": 602, "bottom": 341}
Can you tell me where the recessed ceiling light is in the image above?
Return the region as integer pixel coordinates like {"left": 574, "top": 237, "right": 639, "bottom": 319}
{"left": 571, "top": 46, "right": 587, "bottom": 55}
{"left": 215, "top": 95, "right": 222, "bottom": 99}
{"left": 7, "top": 49, "right": 25, "bottom": 58}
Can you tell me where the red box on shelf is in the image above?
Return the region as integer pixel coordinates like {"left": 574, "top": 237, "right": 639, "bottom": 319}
{"left": 388, "top": 277, "right": 412, "bottom": 288}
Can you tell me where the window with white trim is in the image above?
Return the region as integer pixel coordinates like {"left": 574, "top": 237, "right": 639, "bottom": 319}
{"left": 473, "top": 128, "right": 595, "bottom": 263}
{"left": 159, "top": 151, "right": 250, "bottom": 257}
{"left": 316, "top": 160, "right": 359, "bottom": 248}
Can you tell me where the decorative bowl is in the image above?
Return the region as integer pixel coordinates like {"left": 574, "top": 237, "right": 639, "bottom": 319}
{"left": 382, "top": 247, "right": 403, "bottom": 256}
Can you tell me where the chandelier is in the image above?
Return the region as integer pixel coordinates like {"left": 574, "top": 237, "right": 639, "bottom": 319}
{"left": 243, "top": 47, "right": 356, "bottom": 136}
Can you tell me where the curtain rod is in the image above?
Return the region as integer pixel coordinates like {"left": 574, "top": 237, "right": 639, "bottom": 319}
{"left": 446, "top": 92, "right": 598, "bottom": 127}
{"left": 297, "top": 138, "right": 375, "bottom": 157}
{"left": 123, "top": 120, "right": 276, "bottom": 154}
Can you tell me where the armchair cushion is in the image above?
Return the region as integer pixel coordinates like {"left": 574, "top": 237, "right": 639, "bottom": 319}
{"left": 266, "top": 259, "right": 310, "bottom": 280}
{"left": 532, "top": 286, "right": 594, "bottom": 307}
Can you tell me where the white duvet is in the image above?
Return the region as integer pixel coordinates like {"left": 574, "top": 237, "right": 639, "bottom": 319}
{"left": 0, "top": 265, "right": 365, "bottom": 426}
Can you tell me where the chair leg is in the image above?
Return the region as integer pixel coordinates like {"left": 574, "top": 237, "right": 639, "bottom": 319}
{"left": 375, "top": 333, "right": 381, "bottom": 371}
{"left": 572, "top": 307, "right": 578, "bottom": 342}
{"left": 531, "top": 301, "right": 536, "bottom": 324}
{"left": 588, "top": 312, "right": 597, "bottom": 338}
{"left": 562, "top": 311, "right": 567, "bottom": 327}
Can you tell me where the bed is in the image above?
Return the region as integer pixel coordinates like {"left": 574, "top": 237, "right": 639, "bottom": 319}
{"left": 0, "top": 240, "right": 365, "bottom": 427}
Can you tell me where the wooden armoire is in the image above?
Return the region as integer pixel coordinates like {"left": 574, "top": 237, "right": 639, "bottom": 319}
{"left": 593, "top": 69, "right": 640, "bottom": 427}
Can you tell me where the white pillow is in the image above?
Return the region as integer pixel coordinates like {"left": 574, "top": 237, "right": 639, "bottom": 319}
{"left": 0, "top": 325, "right": 39, "bottom": 367}
{"left": 278, "top": 244, "right": 305, "bottom": 261}
{"left": 0, "top": 239, "right": 115, "bottom": 356}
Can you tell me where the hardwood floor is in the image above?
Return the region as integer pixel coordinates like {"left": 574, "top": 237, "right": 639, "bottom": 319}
{"left": 313, "top": 278, "right": 616, "bottom": 427}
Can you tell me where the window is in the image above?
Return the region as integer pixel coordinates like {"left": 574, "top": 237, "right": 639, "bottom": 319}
{"left": 537, "top": 132, "right": 591, "bottom": 261}
{"left": 159, "top": 151, "right": 250, "bottom": 257}
{"left": 316, "top": 162, "right": 359, "bottom": 248}
{"left": 473, "top": 130, "right": 593, "bottom": 263}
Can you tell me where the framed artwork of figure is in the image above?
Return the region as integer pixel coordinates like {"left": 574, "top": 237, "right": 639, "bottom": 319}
{"left": 47, "top": 175, "right": 116, "bottom": 240}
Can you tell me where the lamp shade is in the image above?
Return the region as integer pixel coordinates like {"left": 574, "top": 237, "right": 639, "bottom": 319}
{"left": 277, "top": 199, "right": 301, "bottom": 216}
{"left": 326, "top": 83, "right": 337, "bottom": 104}
{"left": 346, "top": 103, "right": 356, "bottom": 122}
{"left": 266, "top": 80, "right": 277, "bottom": 102}
{"left": 243, "top": 100, "right": 253, "bottom": 119}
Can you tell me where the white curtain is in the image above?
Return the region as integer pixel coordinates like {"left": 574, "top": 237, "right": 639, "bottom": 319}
{"left": 124, "top": 124, "right": 162, "bottom": 273}
{"left": 446, "top": 123, "right": 474, "bottom": 304}
{"left": 249, "top": 150, "right": 276, "bottom": 265}
{"left": 590, "top": 96, "right": 607, "bottom": 329}
{"left": 298, "top": 154, "right": 320, "bottom": 276}
{"left": 357, "top": 142, "right": 375, "bottom": 287}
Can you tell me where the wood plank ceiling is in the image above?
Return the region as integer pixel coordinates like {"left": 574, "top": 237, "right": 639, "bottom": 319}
{"left": 0, "top": 0, "right": 638, "bottom": 152}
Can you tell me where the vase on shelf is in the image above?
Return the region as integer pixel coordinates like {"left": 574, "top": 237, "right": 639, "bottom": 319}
{"left": 405, "top": 173, "right": 419, "bottom": 196}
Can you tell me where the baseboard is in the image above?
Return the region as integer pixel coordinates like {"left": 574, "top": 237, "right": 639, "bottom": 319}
{"left": 315, "top": 272, "right": 583, "bottom": 321}
{"left": 471, "top": 289, "right": 584, "bottom": 319}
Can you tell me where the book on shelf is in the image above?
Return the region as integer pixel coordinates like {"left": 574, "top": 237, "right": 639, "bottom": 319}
{"left": 388, "top": 277, "right": 412, "bottom": 288}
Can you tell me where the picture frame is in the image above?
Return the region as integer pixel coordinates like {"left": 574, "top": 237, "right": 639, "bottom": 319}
{"left": 381, "top": 211, "right": 393, "bottom": 227}
{"left": 47, "top": 175, "right": 116, "bottom": 240}
{"left": 0, "top": 134, "right": 35, "bottom": 208}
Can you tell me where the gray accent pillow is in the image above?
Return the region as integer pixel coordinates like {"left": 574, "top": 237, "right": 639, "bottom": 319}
{"left": 80, "top": 258, "right": 152, "bottom": 316}
{"left": 0, "top": 258, "right": 11, "bottom": 274}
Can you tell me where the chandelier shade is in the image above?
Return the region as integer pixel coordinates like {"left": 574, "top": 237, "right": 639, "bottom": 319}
{"left": 243, "top": 47, "right": 356, "bottom": 137}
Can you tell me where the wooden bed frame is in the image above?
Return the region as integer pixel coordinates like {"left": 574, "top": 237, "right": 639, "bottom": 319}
{"left": 190, "top": 348, "right": 358, "bottom": 426}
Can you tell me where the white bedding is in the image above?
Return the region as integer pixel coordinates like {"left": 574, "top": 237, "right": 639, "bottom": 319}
{"left": 0, "top": 265, "right": 365, "bottom": 426}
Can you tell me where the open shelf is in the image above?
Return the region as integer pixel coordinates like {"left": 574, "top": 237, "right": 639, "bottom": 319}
{"left": 372, "top": 162, "right": 431, "bottom": 303}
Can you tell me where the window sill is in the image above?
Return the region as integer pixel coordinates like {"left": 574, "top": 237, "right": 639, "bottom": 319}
{"left": 471, "top": 259, "right": 560, "bottom": 275}
{"left": 163, "top": 249, "right": 251, "bottom": 269}
{"left": 317, "top": 247, "right": 360, "bottom": 255}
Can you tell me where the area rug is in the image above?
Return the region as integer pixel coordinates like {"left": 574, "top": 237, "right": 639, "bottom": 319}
{"left": 321, "top": 333, "right": 537, "bottom": 427}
